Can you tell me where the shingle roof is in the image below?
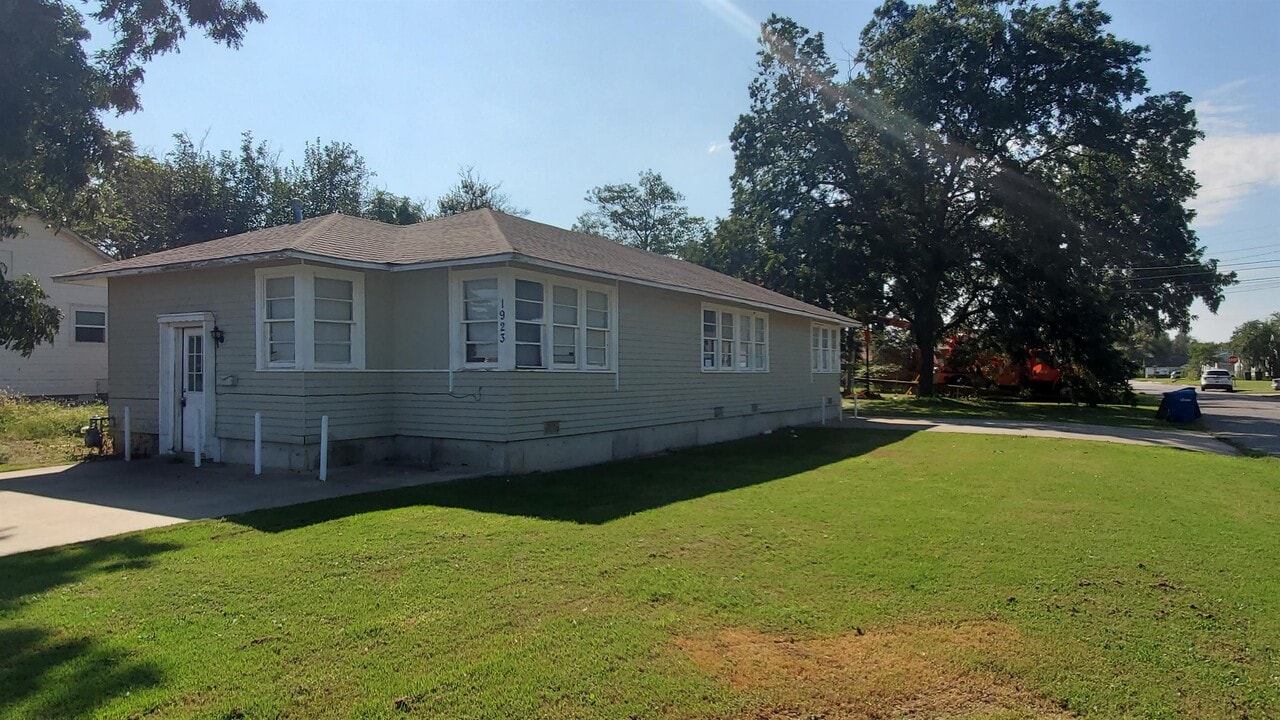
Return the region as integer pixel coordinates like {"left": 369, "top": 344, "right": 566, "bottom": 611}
{"left": 56, "top": 210, "right": 854, "bottom": 324}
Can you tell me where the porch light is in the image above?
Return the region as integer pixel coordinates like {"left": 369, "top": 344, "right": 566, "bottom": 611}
{"left": 211, "top": 326, "right": 226, "bottom": 345}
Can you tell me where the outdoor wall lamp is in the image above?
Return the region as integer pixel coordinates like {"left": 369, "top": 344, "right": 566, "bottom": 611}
{"left": 211, "top": 326, "right": 226, "bottom": 345}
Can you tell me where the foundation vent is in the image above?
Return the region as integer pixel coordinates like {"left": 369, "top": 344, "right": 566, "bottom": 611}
{"left": 751, "top": 403, "right": 760, "bottom": 414}
{"left": 713, "top": 406, "right": 724, "bottom": 419}
{"left": 543, "top": 420, "right": 561, "bottom": 436}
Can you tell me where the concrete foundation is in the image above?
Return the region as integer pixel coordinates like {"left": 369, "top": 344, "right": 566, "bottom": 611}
{"left": 189, "top": 404, "right": 831, "bottom": 475}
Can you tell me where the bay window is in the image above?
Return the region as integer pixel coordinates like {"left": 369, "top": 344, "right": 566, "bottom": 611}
{"left": 256, "top": 266, "right": 365, "bottom": 370}
{"left": 452, "top": 269, "right": 614, "bottom": 371}
{"left": 702, "top": 303, "right": 768, "bottom": 372}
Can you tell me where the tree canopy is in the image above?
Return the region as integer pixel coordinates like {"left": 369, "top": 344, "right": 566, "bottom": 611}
{"left": 1231, "top": 314, "right": 1280, "bottom": 378}
{"left": 573, "top": 170, "right": 709, "bottom": 256}
{"left": 0, "top": 0, "right": 264, "bottom": 354}
{"left": 721, "top": 1, "right": 1232, "bottom": 397}
{"left": 435, "top": 168, "right": 527, "bottom": 217}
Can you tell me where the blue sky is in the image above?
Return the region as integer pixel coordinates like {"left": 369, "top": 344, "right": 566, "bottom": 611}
{"left": 96, "top": 0, "right": 1279, "bottom": 342}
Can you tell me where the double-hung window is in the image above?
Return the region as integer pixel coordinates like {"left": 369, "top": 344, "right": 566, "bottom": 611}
{"left": 73, "top": 309, "right": 107, "bottom": 343}
{"left": 702, "top": 304, "right": 768, "bottom": 372}
{"left": 256, "top": 267, "right": 365, "bottom": 370}
{"left": 812, "top": 324, "right": 840, "bottom": 373}
{"left": 452, "top": 269, "right": 614, "bottom": 371}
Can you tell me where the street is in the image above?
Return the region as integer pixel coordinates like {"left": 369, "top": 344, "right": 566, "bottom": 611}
{"left": 1132, "top": 381, "right": 1280, "bottom": 456}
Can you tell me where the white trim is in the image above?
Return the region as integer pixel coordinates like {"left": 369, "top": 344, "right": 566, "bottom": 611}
{"left": 61, "top": 249, "right": 857, "bottom": 327}
{"left": 156, "top": 311, "right": 219, "bottom": 461}
{"left": 449, "top": 266, "right": 618, "bottom": 372}
{"left": 255, "top": 266, "right": 365, "bottom": 370}
{"left": 700, "top": 303, "right": 769, "bottom": 373}
{"left": 811, "top": 323, "right": 841, "bottom": 374}
{"left": 69, "top": 303, "right": 108, "bottom": 345}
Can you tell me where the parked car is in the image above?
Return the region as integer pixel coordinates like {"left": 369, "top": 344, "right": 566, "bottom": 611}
{"left": 1200, "top": 369, "right": 1235, "bottom": 392}
{"left": 1170, "top": 370, "right": 1181, "bottom": 379}
{"left": 1272, "top": 377, "right": 1280, "bottom": 391}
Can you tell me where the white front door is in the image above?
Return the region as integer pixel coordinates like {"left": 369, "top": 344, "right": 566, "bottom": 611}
{"left": 180, "top": 327, "right": 205, "bottom": 452}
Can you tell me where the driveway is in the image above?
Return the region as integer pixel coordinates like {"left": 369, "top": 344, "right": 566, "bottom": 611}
{"left": 836, "top": 416, "right": 1236, "bottom": 455}
{"left": 0, "top": 459, "right": 480, "bottom": 557}
{"left": 1132, "top": 380, "right": 1280, "bottom": 456}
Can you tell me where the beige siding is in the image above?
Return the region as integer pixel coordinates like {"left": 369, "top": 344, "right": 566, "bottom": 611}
{"left": 503, "top": 283, "right": 839, "bottom": 441}
{"left": 108, "top": 258, "right": 839, "bottom": 455}
{"left": 0, "top": 218, "right": 109, "bottom": 396}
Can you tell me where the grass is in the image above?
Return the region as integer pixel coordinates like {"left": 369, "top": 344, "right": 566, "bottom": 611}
{"left": 844, "top": 392, "right": 1192, "bottom": 430}
{"left": 0, "top": 396, "right": 108, "bottom": 472}
{"left": 3, "top": 429, "right": 1279, "bottom": 718}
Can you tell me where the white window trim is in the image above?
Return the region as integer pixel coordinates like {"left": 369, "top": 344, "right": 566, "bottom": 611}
{"left": 449, "top": 266, "right": 617, "bottom": 372}
{"left": 255, "top": 266, "right": 365, "bottom": 371}
{"left": 70, "top": 304, "right": 108, "bottom": 345}
{"left": 700, "top": 303, "right": 769, "bottom": 373}
{"left": 811, "top": 323, "right": 841, "bottom": 374}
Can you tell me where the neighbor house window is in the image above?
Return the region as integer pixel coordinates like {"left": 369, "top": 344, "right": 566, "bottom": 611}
{"left": 452, "top": 269, "right": 614, "bottom": 371}
{"left": 812, "top": 325, "right": 840, "bottom": 373}
{"left": 73, "top": 309, "right": 107, "bottom": 343}
{"left": 256, "top": 267, "right": 365, "bottom": 370}
{"left": 702, "top": 304, "right": 768, "bottom": 372}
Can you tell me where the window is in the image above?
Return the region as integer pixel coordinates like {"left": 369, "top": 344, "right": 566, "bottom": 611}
{"left": 812, "top": 325, "right": 840, "bottom": 373}
{"left": 463, "top": 278, "right": 500, "bottom": 365}
{"left": 186, "top": 332, "right": 204, "bottom": 391}
{"left": 73, "top": 309, "right": 107, "bottom": 343}
{"left": 256, "top": 267, "right": 364, "bottom": 370}
{"left": 702, "top": 304, "right": 768, "bottom": 372}
{"left": 452, "top": 269, "right": 614, "bottom": 371}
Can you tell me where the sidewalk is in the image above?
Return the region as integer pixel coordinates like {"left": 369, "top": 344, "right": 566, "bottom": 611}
{"left": 834, "top": 415, "right": 1237, "bottom": 455}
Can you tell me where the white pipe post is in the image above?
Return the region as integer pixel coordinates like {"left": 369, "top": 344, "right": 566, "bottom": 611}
{"left": 319, "top": 415, "right": 329, "bottom": 482}
{"left": 253, "top": 412, "right": 262, "bottom": 476}
{"left": 820, "top": 397, "right": 827, "bottom": 425}
{"left": 194, "top": 409, "right": 202, "bottom": 468}
{"left": 853, "top": 391, "right": 859, "bottom": 420}
{"left": 124, "top": 406, "right": 131, "bottom": 461}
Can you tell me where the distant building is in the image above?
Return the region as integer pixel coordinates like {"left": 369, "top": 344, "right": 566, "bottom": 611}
{"left": 0, "top": 217, "right": 111, "bottom": 398}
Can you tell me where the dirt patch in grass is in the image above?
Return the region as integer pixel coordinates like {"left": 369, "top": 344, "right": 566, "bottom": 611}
{"left": 678, "top": 621, "right": 1073, "bottom": 719}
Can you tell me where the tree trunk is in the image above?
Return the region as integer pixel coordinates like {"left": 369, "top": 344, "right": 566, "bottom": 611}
{"left": 914, "top": 324, "right": 937, "bottom": 397}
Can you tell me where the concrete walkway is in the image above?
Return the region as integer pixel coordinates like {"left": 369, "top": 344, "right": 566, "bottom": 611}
{"left": 0, "top": 459, "right": 481, "bottom": 557}
{"left": 835, "top": 415, "right": 1237, "bottom": 455}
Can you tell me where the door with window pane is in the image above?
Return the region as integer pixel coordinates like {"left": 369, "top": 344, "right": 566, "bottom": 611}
{"left": 180, "top": 327, "right": 205, "bottom": 452}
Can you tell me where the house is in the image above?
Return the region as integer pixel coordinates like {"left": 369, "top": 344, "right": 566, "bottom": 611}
{"left": 0, "top": 216, "right": 111, "bottom": 398}
{"left": 56, "top": 209, "right": 856, "bottom": 473}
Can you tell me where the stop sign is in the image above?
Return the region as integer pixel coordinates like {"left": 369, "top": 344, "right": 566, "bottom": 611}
{"left": 1228, "top": 355, "right": 1240, "bottom": 364}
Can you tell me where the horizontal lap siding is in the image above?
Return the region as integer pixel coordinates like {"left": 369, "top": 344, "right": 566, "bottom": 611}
{"left": 504, "top": 284, "right": 839, "bottom": 440}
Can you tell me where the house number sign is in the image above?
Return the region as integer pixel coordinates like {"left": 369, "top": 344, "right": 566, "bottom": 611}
{"left": 498, "top": 299, "right": 507, "bottom": 343}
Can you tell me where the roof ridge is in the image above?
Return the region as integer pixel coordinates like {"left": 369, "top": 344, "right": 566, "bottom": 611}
{"left": 478, "top": 208, "right": 517, "bottom": 254}
{"left": 294, "top": 213, "right": 346, "bottom": 251}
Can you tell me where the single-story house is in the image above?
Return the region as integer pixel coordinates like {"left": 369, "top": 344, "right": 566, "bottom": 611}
{"left": 0, "top": 216, "right": 111, "bottom": 398}
{"left": 56, "top": 209, "right": 856, "bottom": 473}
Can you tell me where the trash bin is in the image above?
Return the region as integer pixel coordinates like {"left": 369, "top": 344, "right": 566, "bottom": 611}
{"left": 1155, "top": 387, "right": 1201, "bottom": 423}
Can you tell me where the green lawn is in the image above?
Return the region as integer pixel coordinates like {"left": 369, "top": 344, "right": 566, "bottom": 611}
{"left": 0, "top": 397, "right": 108, "bottom": 472}
{"left": 844, "top": 392, "right": 1191, "bottom": 430}
{"left": 3, "top": 430, "right": 1279, "bottom": 719}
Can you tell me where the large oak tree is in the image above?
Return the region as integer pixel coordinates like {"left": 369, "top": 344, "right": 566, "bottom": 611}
{"left": 725, "top": 1, "right": 1231, "bottom": 397}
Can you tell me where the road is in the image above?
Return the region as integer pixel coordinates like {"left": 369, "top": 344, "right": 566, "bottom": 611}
{"left": 1131, "top": 380, "right": 1280, "bottom": 456}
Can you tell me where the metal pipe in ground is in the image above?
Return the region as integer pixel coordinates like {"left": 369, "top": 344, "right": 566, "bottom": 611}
{"left": 319, "top": 415, "right": 329, "bottom": 482}
{"left": 254, "top": 412, "right": 262, "bottom": 476}
{"left": 124, "top": 406, "right": 131, "bottom": 461}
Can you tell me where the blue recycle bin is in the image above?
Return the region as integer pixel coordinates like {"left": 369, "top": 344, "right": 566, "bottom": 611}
{"left": 1155, "top": 387, "right": 1201, "bottom": 423}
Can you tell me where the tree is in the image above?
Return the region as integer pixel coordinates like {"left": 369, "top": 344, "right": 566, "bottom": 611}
{"left": 436, "top": 168, "right": 527, "bottom": 217}
{"left": 291, "top": 138, "right": 370, "bottom": 217}
{"left": 363, "top": 189, "right": 429, "bottom": 225}
{"left": 726, "top": 5, "right": 1231, "bottom": 396}
{"left": 1185, "top": 339, "right": 1226, "bottom": 376}
{"left": 1231, "top": 314, "right": 1280, "bottom": 378}
{"left": 573, "top": 170, "right": 709, "bottom": 256}
{"left": 1, "top": 0, "right": 264, "bottom": 350}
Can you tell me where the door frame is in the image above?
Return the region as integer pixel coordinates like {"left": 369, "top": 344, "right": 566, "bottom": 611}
{"left": 157, "top": 312, "right": 219, "bottom": 460}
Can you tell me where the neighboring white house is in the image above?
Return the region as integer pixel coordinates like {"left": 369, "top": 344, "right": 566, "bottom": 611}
{"left": 0, "top": 217, "right": 111, "bottom": 398}
{"left": 57, "top": 209, "right": 857, "bottom": 473}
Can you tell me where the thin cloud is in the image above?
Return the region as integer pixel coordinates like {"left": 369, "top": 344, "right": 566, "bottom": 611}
{"left": 707, "top": 142, "right": 729, "bottom": 154}
{"left": 1187, "top": 79, "right": 1280, "bottom": 226}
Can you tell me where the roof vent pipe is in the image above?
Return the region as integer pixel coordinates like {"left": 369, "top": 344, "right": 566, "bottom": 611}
{"left": 290, "top": 199, "right": 303, "bottom": 224}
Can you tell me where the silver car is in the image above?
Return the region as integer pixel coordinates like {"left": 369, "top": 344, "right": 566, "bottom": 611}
{"left": 1200, "top": 369, "right": 1234, "bottom": 392}
{"left": 1272, "top": 377, "right": 1280, "bottom": 391}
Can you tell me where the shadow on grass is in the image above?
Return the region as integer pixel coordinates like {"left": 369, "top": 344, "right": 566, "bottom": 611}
{"left": 0, "top": 535, "right": 181, "bottom": 611}
{"left": 237, "top": 427, "right": 917, "bottom": 532}
{"left": 0, "top": 625, "right": 165, "bottom": 720}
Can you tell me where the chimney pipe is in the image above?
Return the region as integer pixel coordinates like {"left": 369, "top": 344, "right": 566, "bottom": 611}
{"left": 290, "top": 198, "right": 303, "bottom": 224}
